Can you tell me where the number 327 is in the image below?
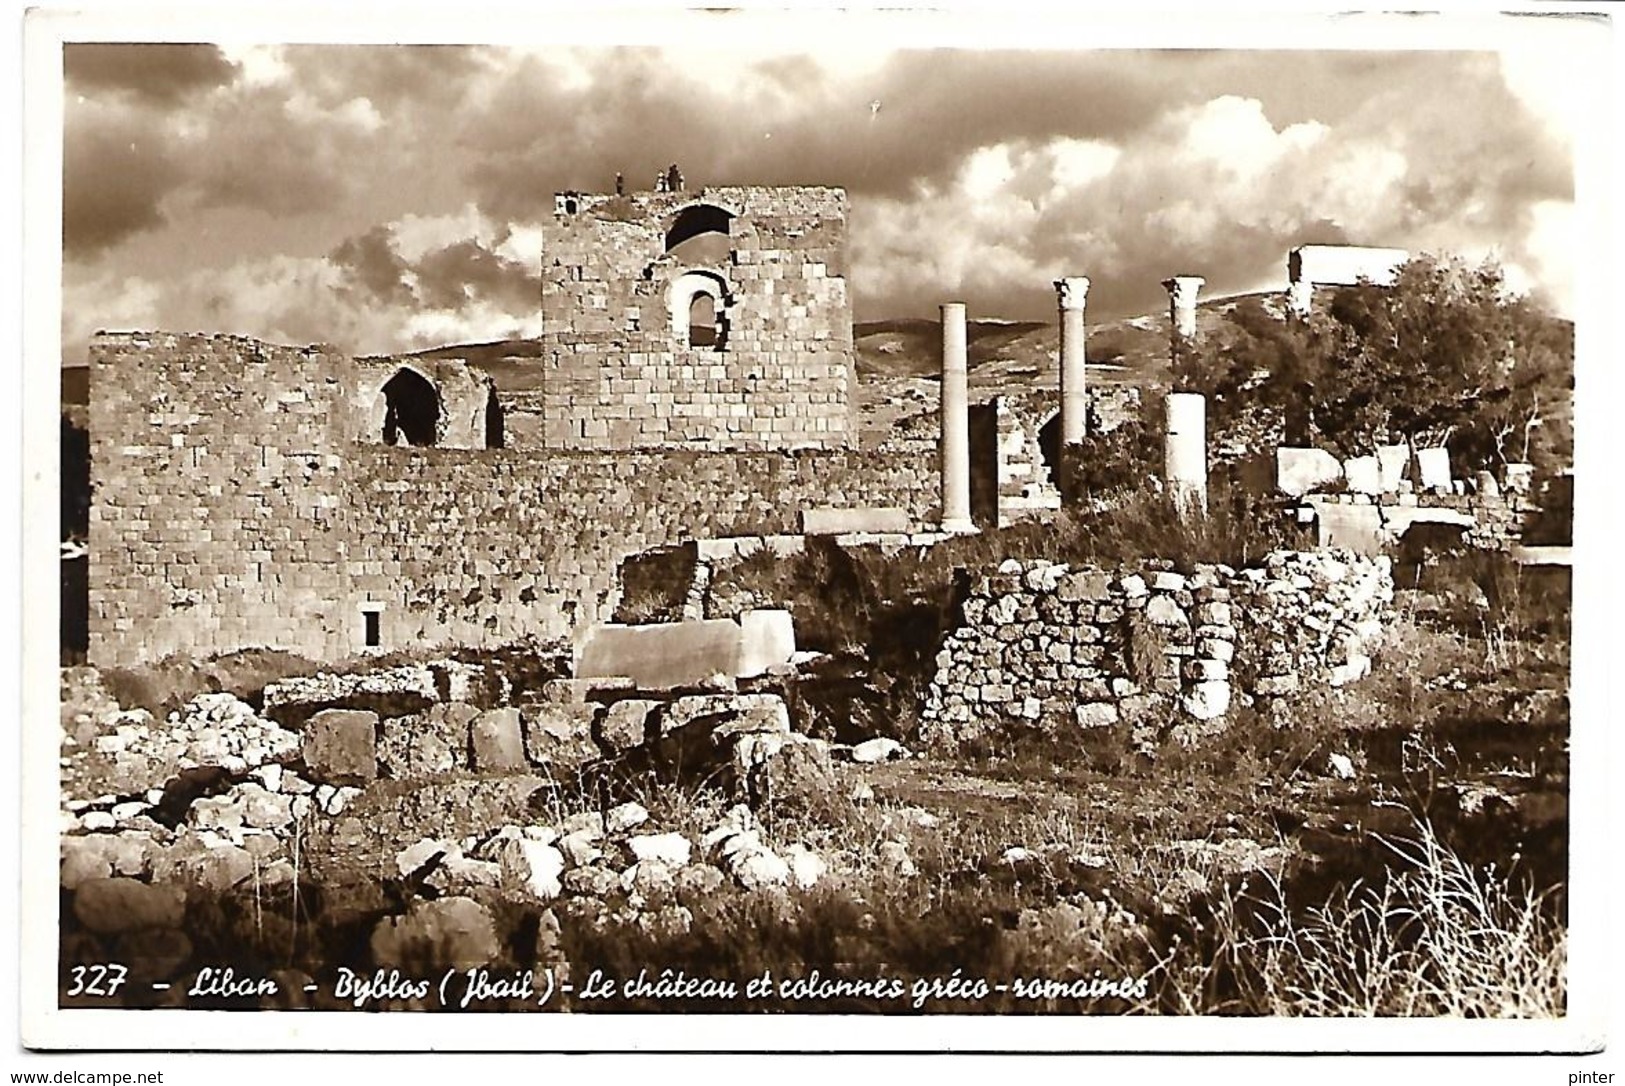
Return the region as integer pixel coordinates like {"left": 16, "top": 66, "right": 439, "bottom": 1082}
{"left": 67, "top": 963, "right": 128, "bottom": 997}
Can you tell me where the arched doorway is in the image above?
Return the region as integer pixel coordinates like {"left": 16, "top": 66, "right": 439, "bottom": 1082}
{"left": 382, "top": 368, "right": 441, "bottom": 447}
{"left": 688, "top": 293, "right": 717, "bottom": 347}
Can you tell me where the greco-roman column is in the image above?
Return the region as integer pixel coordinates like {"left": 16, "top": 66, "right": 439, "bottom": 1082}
{"left": 1054, "top": 277, "right": 1090, "bottom": 445}
{"left": 1162, "top": 276, "right": 1205, "bottom": 363}
{"left": 1164, "top": 391, "right": 1209, "bottom": 516}
{"left": 940, "top": 303, "right": 973, "bottom": 532}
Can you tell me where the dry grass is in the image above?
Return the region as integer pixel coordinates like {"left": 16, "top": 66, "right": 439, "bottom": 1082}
{"left": 1154, "top": 817, "right": 1565, "bottom": 1017}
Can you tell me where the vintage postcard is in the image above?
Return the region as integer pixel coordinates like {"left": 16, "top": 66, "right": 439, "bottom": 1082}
{"left": 15, "top": 0, "right": 1618, "bottom": 1064}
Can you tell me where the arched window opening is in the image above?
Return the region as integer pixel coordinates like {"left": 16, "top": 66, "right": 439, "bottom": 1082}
{"left": 669, "top": 271, "right": 730, "bottom": 352}
{"left": 665, "top": 204, "right": 733, "bottom": 251}
{"left": 665, "top": 204, "right": 734, "bottom": 266}
{"left": 484, "top": 391, "right": 505, "bottom": 449}
{"left": 382, "top": 368, "right": 441, "bottom": 447}
{"left": 688, "top": 293, "right": 717, "bottom": 348}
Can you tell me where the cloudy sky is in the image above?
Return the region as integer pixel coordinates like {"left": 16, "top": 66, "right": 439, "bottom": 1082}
{"left": 59, "top": 27, "right": 1584, "bottom": 363}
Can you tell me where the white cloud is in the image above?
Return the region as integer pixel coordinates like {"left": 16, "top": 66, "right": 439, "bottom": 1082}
{"left": 1498, "top": 42, "right": 1585, "bottom": 154}
{"left": 218, "top": 44, "right": 291, "bottom": 88}
{"left": 390, "top": 205, "right": 496, "bottom": 263}
{"left": 1047, "top": 138, "right": 1121, "bottom": 190}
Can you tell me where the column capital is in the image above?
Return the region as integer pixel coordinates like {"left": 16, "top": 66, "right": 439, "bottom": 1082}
{"left": 1161, "top": 275, "right": 1206, "bottom": 300}
{"left": 1053, "top": 277, "right": 1091, "bottom": 310}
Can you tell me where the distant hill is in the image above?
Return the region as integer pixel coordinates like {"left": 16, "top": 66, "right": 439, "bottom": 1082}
{"left": 52, "top": 291, "right": 1316, "bottom": 422}
{"left": 849, "top": 293, "right": 1295, "bottom": 437}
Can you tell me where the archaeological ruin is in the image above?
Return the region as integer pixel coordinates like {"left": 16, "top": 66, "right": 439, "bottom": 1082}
{"left": 89, "top": 185, "right": 951, "bottom": 667}
{"left": 87, "top": 173, "right": 1535, "bottom": 691}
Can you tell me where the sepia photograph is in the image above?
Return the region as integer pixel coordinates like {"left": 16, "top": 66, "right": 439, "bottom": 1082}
{"left": 15, "top": 0, "right": 1619, "bottom": 1062}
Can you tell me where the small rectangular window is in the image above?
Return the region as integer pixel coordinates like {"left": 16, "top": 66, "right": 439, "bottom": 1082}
{"left": 363, "top": 609, "right": 381, "bottom": 648}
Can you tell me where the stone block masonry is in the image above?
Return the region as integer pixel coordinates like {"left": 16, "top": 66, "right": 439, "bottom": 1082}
{"left": 919, "top": 550, "right": 1393, "bottom": 747}
{"left": 537, "top": 186, "right": 855, "bottom": 452}
{"left": 89, "top": 333, "right": 367, "bottom": 665}
{"left": 88, "top": 332, "right": 938, "bottom": 666}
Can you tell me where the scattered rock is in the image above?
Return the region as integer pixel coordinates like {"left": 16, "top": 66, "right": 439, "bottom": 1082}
{"left": 621, "top": 859, "right": 678, "bottom": 906}
{"left": 849, "top": 737, "right": 908, "bottom": 764}
{"left": 60, "top": 838, "right": 114, "bottom": 890}
{"left": 557, "top": 830, "right": 604, "bottom": 868}
{"left": 562, "top": 866, "right": 621, "bottom": 899}
{"left": 735, "top": 734, "right": 836, "bottom": 811}
{"left": 605, "top": 802, "right": 650, "bottom": 835}
{"left": 190, "top": 844, "right": 257, "bottom": 893}
{"left": 628, "top": 833, "right": 692, "bottom": 867}
{"left": 877, "top": 840, "right": 917, "bottom": 879}
{"left": 301, "top": 710, "right": 378, "bottom": 786}
{"left": 597, "top": 700, "right": 659, "bottom": 755}
{"left": 510, "top": 840, "right": 566, "bottom": 901}
{"left": 673, "top": 862, "right": 726, "bottom": 905}
{"left": 783, "top": 844, "right": 827, "bottom": 889}
{"left": 378, "top": 715, "right": 458, "bottom": 781}
{"left": 731, "top": 848, "right": 790, "bottom": 891}
{"left": 396, "top": 838, "right": 452, "bottom": 879}
{"left": 521, "top": 703, "right": 601, "bottom": 769}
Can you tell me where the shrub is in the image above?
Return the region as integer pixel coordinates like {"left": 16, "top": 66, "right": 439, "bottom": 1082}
{"left": 1052, "top": 482, "right": 1296, "bottom": 572}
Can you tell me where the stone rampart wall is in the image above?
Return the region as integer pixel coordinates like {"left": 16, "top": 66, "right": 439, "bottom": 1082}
{"left": 88, "top": 329, "right": 937, "bottom": 665}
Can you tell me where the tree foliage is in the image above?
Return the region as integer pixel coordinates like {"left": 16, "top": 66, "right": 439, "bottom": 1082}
{"left": 1178, "top": 254, "right": 1573, "bottom": 473}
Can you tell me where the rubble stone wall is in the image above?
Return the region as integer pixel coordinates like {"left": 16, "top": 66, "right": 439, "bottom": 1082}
{"left": 920, "top": 551, "right": 1393, "bottom": 746}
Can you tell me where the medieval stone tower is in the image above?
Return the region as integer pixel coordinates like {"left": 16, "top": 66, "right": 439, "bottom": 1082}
{"left": 511, "top": 185, "right": 856, "bottom": 451}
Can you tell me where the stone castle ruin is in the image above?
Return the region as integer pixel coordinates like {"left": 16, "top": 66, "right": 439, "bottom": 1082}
{"left": 88, "top": 180, "right": 1523, "bottom": 676}
{"left": 89, "top": 185, "right": 940, "bottom": 667}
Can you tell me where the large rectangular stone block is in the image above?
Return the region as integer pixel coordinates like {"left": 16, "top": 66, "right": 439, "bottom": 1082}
{"left": 302, "top": 709, "right": 379, "bottom": 786}
{"left": 738, "top": 609, "right": 796, "bottom": 677}
{"left": 1342, "top": 456, "right": 1382, "bottom": 495}
{"left": 1414, "top": 446, "right": 1452, "bottom": 491}
{"left": 1376, "top": 444, "right": 1410, "bottom": 491}
{"left": 1309, "top": 499, "right": 1385, "bottom": 556}
{"left": 576, "top": 619, "right": 746, "bottom": 689}
{"left": 800, "top": 506, "right": 910, "bottom": 535}
{"left": 1275, "top": 448, "right": 1343, "bottom": 497}
{"left": 471, "top": 708, "right": 528, "bottom": 772}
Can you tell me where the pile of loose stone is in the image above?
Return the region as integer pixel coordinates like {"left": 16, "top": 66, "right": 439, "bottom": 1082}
{"left": 58, "top": 652, "right": 896, "bottom": 989}
{"left": 920, "top": 550, "right": 1393, "bottom": 747}
{"left": 384, "top": 799, "right": 831, "bottom": 951}
{"left": 59, "top": 685, "right": 355, "bottom": 960}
